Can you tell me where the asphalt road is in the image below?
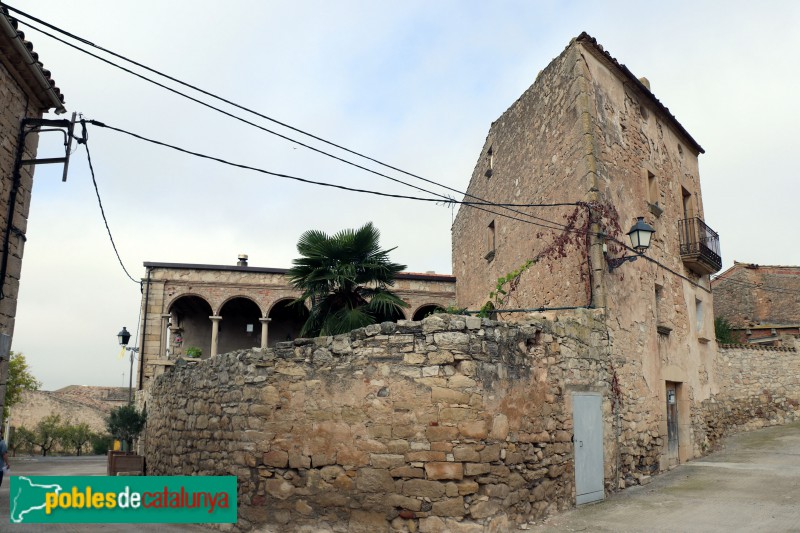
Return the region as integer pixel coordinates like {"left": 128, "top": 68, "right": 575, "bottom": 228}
{"left": 0, "top": 455, "right": 209, "bottom": 532}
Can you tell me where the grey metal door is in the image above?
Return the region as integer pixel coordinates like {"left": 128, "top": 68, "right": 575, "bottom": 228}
{"left": 573, "top": 392, "right": 604, "bottom": 505}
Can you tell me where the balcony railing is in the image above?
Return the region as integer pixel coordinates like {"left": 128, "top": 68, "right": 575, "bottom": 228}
{"left": 678, "top": 217, "right": 722, "bottom": 275}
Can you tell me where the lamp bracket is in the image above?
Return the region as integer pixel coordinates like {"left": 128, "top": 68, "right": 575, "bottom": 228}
{"left": 607, "top": 254, "right": 640, "bottom": 271}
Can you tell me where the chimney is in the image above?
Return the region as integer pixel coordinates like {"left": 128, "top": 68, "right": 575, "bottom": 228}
{"left": 237, "top": 254, "right": 249, "bottom": 267}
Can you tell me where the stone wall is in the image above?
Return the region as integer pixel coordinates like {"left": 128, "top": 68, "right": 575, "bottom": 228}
{"left": 700, "top": 341, "right": 800, "bottom": 448}
{"left": 11, "top": 389, "right": 109, "bottom": 434}
{"left": 146, "top": 311, "right": 611, "bottom": 532}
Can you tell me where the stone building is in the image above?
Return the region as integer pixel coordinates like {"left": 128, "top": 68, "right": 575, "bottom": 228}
{"left": 142, "top": 34, "right": 800, "bottom": 531}
{"left": 452, "top": 32, "right": 722, "bottom": 494}
{"left": 712, "top": 261, "right": 800, "bottom": 345}
{"left": 137, "top": 258, "right": 456, "bottom": 390}
{"left": 11, "top": 385, "right": 129, "bottom": 436}
{"left": 0, "top": 9, "right": 65, "bottom": 425}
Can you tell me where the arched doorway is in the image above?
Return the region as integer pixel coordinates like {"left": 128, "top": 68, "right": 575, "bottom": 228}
{"left": 169, "top": 295, "right": 213, "bottom": 358}
{"left": 268, "top": 299, "right": 309, "bottom": 346}
{"left": 412, "top": 304, "right": 444, "bottom": 321}
{"left": 218, "top": 297, "right": 263, "bottom": 354}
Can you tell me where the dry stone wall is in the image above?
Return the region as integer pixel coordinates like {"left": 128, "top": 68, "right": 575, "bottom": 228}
{"left": 146, "top": 311, "right": 610, "bottom": 532}
{"left": 701, "top": 342, "right": 800, "bottom": 447}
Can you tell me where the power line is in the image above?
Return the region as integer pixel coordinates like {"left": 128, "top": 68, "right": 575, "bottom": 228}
{"left": 83, "top": 119, "right": 574, "bottom": 233}
{"left": 6, "top": 6, "right": 578, "bottom": 232}
{"left": 80, "top": 132, "right": 138, "bottom": 284}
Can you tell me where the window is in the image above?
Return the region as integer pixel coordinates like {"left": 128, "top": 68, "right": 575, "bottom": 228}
{"left": 682, "top": 186, "right": 693, "bottom": 219}
{"left": 695, "top": 298, "right": 704, "bottom": 333}
{"left": 647, "top": 171, "right": 658, "bottom": 205}
{"left": 484, "top": 146, "right": 494, "bottom": 178}
{"left": 485, "top": 220, "right": 496, "bottom": 260}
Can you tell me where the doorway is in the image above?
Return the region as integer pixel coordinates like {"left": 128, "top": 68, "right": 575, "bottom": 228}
{"left": 666, "top": 381, "right": 680, "bottom": 468}
{"left": 573, "top": 392, "right": 604, "bottom": 504}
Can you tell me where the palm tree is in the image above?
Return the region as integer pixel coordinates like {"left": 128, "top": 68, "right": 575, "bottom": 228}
{"left": 287, "top": 222, "right": 409, "bottom": 337}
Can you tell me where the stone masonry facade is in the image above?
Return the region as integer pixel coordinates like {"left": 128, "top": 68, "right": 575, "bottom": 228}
{"left": 147, "top": 311, "right": 612, "bottom": 532}
{"left": 138, "top": 261, "right": 456, "bottom": 392}
{"left": 452, "top": 32, "right": 720, "bottom": 471}
{"left": 0, "top": 12, "right": 65, "bottom": 425}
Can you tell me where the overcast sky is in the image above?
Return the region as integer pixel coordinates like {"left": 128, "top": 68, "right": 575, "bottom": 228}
{"left": 8, "top": 1, "right": 799, "bottom": 391}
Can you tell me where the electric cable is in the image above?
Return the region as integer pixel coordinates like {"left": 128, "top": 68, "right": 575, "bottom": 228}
{"left": 7, "top": 7, "right": 578, "bottom": 230}
{"left": 84, "top": 120, "right": 573, "bottom": 232}
{"left": 80, "top": 132, "right": 138, "bottom": 284}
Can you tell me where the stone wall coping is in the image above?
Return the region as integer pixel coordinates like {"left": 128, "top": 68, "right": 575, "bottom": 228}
{"left": 718, "top": 343, "right": 797, "bottom": 352}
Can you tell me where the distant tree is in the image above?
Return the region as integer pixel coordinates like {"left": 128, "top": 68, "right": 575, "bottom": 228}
{"left": 287, "top": 222, "right": 408, "bottom": 337}
{"left": 107, "top": 405, "right": 146, "bottom": 452}
{"left": 3, "top": 351, "right": 42, "bottom": 421}
{"left": 715, "top": 316, "right": 737, "bottom": 344}
{"left": 60, "top": 422, "right": 93, "bottom": 456}
{"left": 31, "top": 414, "right": 62, "bottom": 456}
{"left": 90, "top": 433, "right": 113, "bottom": 455}
{"left": 10, "top": 426, "right": 36, "bottom": 456}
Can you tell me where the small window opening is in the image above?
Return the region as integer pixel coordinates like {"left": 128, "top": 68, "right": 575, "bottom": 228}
{"left": 485, "top": 220, "right": 496, "bottom": 260}
{"left": 484, "top": 146, "right": 494, "bottom": 178}
{"left": 695, "top": 298, "right": 704, "bottom": 333}
{"left": 682, "top": 187, "right": 693, "bottom": 219}
{"left": 647, "top": 171, "right": 658, "bottom": 205}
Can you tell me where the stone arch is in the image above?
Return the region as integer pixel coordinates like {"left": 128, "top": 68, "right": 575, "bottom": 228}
{"left": 216, "top": 294, "right": 265, "bottom": 317}
{"left": 168, "top": 295, "right": 214, "bottom": 358}
{"left": 412, "top": 304, "right": 445, "bottom": 321}
{"left": 218, "top": 297, "right": 263, "bottom": 354}
{"left": 267, "top": 298, "right": 310, "bottom": 346}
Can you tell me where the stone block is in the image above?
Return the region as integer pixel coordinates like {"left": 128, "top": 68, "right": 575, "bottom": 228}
{"left": 425, "top": 462, "right": 464, "bottom": 480}
{"left": 406, "top": 450, "right": 446, "bottom": 462}
{"left": 479, "top": 444, "right": 502, "bottom": 462}
{"left": 439, "top": 407, "right": 476, "bottom": 423}
{"left": 463, "top": 463, "right": 491, "bottom": 476}
{"left": 428, "top": 351, "right": 455, "bottom": 365}
{"left": 470, "top": 500, "right": 499, "bottom": 519}
{"left": 349, "top": 510, "right": 388, "bottom": 533}
{"left": 371, "top": 454, "right": 406, "bottom": 469}
{"left": 402, "top": 479, "right": 446, "bottom": 498}
{"left": 386, "top": 493, "right": 423, "bottom": 511}
{"left": 457, "top": 481, "right": 479, "bottom": 495}
{"left": 390, "top": 466, "right": 425, "bottom": 479}
{"left": 336, "top": 446, "right": 369, "bottom": 467}
{"left": 431, "top": 496, "right": 465, "bottom": 517}
{"left": 489, "top": 414, "right": 509, "bottom": 440}
{"left": 431, "top": 387, "right": 470, "bottom": 404}
{"left": 356, "top": 468, "right": 395, "bottom": 493}
{"left": 459, "top": 420, "right": 488, "bottom": 439}
{"left": 427, "top": 425, "right": 459, "bottom": 441}
{"left": 262, "top": 450, "right": 288, "bottom": 468}
{"left": 452, "top": 446, "right": 481, "bottom": 462}
{"left": 265, "top": 479, "right": 294, "bottom": 500}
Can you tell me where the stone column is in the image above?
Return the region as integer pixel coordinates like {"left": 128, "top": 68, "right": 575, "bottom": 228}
{"left": 209, "top": 316, "right": 222, "bottom": 357}
{"left": 259, "top": 317, "right": 272, "bottom": 349}
{"left": 159, "top": 314, "right": 171, "bottom": 358}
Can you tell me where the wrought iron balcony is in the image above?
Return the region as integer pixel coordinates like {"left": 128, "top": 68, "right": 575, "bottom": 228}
{"left": 678, "top": 217, "right": 722, "bottom": 275}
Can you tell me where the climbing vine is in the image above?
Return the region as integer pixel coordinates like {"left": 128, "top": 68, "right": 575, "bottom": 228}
{"left": 478, "top": 200, "right": 624, "bottom": 317}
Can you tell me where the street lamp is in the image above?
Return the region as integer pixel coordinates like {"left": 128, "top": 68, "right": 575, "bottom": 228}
{"left": 117, "top": 327, "right": 138, "bottom": 404}
{"left": 607, "top": 217, "right": 656, "bottom": 271}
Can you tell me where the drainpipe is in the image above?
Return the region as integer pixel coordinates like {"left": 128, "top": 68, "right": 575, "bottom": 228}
{"left": 138, "top": 267, "right": 151, "bottom": 392}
